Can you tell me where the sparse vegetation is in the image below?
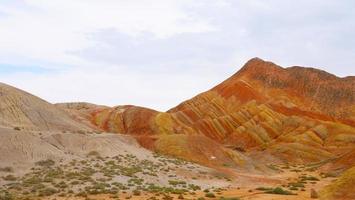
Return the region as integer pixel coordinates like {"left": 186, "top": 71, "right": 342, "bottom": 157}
{"left": 205, "top": 192, "right": 216, "bottom": 198}
{"left": 87, "top": 151, "right": 100, "bottom": 157}
{"left": 219, "top": 197, "right": 240, "bottom": 200}
{"left": 0, "top": 191, "right": 14, "bottom": 200}
{"left": 0, "top": 167, "right": 13, "bottom": 173}
{"left": 0, "top": 153, "right": 217, "bottom": 199}
{"left": 35, "top": 159, "right": 55, "bottom": 167}
{"left": 264, "top": 187, "right": 295, "bottom": 195}
{"left": 2, "top": 175, "right": 16, "bottom": 181}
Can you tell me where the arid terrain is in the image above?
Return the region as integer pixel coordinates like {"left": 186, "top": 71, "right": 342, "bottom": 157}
{"left": 0, "top": 58, "right": 354, "bottom": 200}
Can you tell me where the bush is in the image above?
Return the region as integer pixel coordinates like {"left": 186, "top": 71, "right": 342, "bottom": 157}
{"left": 256, "top": 187, "right": 273, "bottom": 191}
{"left": 0, "top": 192, "right": 14, "bottom": 200}
{"left": 35, "top": 159, "right": 55, "bottom": 167}
{"left": 289, "top": 187, "right": 298, "bottom": 190}
{"left": 2, "top": 175, "right": 16, "bottom": 181}
{"left": 87, "top": 151, "right": 100, "bottom": 157}
{"left": 0, "top": 167, "right": 13, "bottom": 172}
{"left": 38, "top": 187, "right": 58, "bottom": 196}
{"left": 168, "top": 180, "right": 186, "bottom": 186}
{"left": 265, "top": 187, "right": 294, "bottom": 195}
{"left": 205, "top": 193, "right": 216, "bottom": 198}
{"left": 220, "top": 197, "right": 240, "bottom": 200}
{"left": 133, "top": 190, "right": 141, "bottom": 196}
{"left": 188, "top": 184, "right": 201, "bottom": 191}
{"left": 288, "top": 182, "right": 305, "bottom": 188}
{"left": 301, "top": 176, "right": 320, "bottom": 181}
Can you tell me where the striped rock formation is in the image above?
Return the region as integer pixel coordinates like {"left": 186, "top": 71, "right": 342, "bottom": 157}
{"left": 60, "top": 58, "right": 355, "bottom": 168}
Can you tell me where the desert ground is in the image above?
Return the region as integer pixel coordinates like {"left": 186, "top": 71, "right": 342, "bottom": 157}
{"left": 0, "top": 127, "right": 342, "bottom": 200}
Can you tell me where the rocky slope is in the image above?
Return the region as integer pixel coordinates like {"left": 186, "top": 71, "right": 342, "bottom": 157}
{"left": 61, "top": 58, "right": 355, "bottom": 169}
{"left": 166, "top": 59, "right": 355, "bottom": 166}
{"left": 320, "top": 166, "right": 355, "bottom": 200}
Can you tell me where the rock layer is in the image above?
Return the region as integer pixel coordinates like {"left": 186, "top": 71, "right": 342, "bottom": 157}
{"left": 63, "top": 58, "right": 355, "bottom": 167}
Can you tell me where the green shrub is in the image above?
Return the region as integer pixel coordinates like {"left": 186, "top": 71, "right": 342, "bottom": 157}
{"left": 256, "top": 187, "right": 273, "bottom": 191}
{"left": 188, "top": 184, "right": 201, "bottom": 191}
{"left": 2, "top": 175, "right": 16, "bottom": 181}
{"left": 133, "top": 190, "right": 141, "bottom": 196}
{"left": 0, "top": 191, "right": 14, "bottom": 200}
{"left": 265, "top": 187, "right": 294, "bottom": 195}
{"left": 219, "top": 197, "right": 240, "bottom": 200}
{"left": 289, "top": 187, "right": 298, "bottom": 190}
{"left": 168, "top": 180, "right": 186, "bottom": 186}
{"left": 288, "top": 182, "right": 305, "bottom": 188}
{"left": 0, "top": 167, "right": 13, "bottom": 173}
{"left": 38, "top": 187, "right": 57, "bottom": 196}
{"left": 300, "top": 176, "right": 320, "bottom": 181}
{"left": 205, "top": 193, "right": 216, "bottom": 198}
{"left": 35, "top": 159, "right": 55, "bottom": 167}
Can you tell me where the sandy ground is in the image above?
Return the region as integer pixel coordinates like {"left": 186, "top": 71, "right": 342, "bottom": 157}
{"left": 24, "top": 165, "right": 337, "bottom": 200}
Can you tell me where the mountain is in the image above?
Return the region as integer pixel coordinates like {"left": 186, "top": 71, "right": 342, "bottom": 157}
{"left": 0, "top": 58, "right": 354, "bottom": 200}
{"left": 0, "top": 83, "right": 91, "bottom": 131}
{"left": 164, "top": 58, "right": 355, "bottom": 162}
{"left": 212, "top": 58, "right": 355, "bottom": 124}
{"left": 62, "top": 58, "right": 355, "bottom": 169}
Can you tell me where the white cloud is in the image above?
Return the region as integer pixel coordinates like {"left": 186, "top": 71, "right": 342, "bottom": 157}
{"left": 0, "top": 0, "right": 216, "bottom": 67}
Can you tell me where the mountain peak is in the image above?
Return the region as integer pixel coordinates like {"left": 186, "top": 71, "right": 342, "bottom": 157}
{"left": 237, "top": 57, "right": 284, "bottom": 76}
{"left": 245, "top": 57, "right": 266, "bottom": 63}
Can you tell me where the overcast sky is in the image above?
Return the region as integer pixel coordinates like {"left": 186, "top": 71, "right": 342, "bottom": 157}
{"left": 0, "top": 0, "right": 354, "bottom": 111}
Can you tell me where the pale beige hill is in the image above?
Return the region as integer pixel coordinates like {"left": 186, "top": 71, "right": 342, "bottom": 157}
{"left": 0, "top": 126, "right": 143, "bottom": 170}
{"left": 0, "top": 127, "right": 243, "bottom": 196}
{"left": 0, "top": 83, "right": 90, "bottom": 131}
{"left": 56, "top": 102, "right": 109, "bottom": 130}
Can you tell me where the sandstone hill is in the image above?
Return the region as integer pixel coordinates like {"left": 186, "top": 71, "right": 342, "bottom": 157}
{"left": 61, "top": 58, "right": 355, "bottom": 169}
{"left": 320, "top": 166, "right": 355, "bottom": 200}
{"left": 0, "top": 83, "right": 91, "bottom": 131}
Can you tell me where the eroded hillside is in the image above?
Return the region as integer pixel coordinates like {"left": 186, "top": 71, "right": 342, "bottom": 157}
{"left": 62, "top": 58, "right": 355, "bottom": 170}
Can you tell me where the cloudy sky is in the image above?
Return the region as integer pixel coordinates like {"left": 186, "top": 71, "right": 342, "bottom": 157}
{"left": 0, "top": 0, "right": 354, "bottom": 111}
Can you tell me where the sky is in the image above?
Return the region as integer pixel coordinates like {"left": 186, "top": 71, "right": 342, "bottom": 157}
{"left": 0, "top": 0, "right": 354, "bottom": 111}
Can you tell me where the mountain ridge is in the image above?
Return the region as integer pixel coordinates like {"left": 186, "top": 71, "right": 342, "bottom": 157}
{"left": 55, "top": 58, "right": 354, "bottom": 170}
{"left": 1, "top": 58, "right": 354, "bottom": 169}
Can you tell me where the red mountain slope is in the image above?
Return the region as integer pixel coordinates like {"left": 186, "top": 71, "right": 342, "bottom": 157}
{"left": 62, "top": 58, "right": 355, "bottom": 168}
